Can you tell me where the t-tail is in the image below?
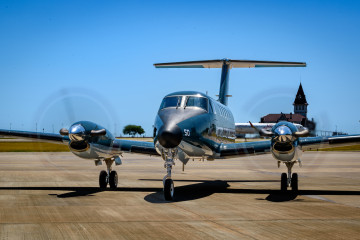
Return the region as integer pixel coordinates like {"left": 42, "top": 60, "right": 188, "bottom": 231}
{"left": 154, "top": 59, "right": 306, "bottom": 106}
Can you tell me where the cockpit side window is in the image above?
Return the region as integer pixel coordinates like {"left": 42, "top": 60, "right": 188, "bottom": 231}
{"left": 159, "top": 96, "right": 180, "bottom": 110}
{"left": 185, "top": 97, "right": 208, "bottom": 111}
{"left": 208, "top": 100, "right": 214, "bottom": 113}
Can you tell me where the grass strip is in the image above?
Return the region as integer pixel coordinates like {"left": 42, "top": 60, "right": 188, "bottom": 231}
{"left": 0, "top": 142, "right": 69, "bottom": 152}
{"left": 309, "top": 144, "right": 360, "bottom": 151}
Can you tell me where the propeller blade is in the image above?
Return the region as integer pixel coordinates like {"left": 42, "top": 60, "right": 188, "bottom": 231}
{"left": 259, "top": 128, "right": 274, "bottom": 137}
{"left": 90, "top": 129, "right": 107, "bottom": 137}
{"left": 249, "top": 121, "right": 256, "bottom": 130}
{"left": 61, "top": 89, "right": 76, "bottom": 125}
{"left": 294, "top": 129, "right": 309, "bottom": 137}
{"left": 249, "top": 121, "right": 273, "bottom": 137}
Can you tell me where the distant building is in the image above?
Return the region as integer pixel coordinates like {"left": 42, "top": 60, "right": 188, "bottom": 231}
{"left": 260, "top": 83, "right": 316, "bottom": 134}
{"left": 293, "top": 83, "right": 308, "bottom": 118}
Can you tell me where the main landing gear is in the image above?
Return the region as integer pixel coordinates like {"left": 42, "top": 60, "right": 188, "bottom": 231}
{"left": 99, "top": 159, "right": 118, "bottom": 190}
{"left": 280, "top": 161, "right": 298, "bottom": 192}
{"left": 162, "top": 149, "right": 176, "bottom": 201}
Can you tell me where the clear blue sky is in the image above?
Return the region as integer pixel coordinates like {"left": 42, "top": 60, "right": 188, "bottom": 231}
{"left": 1, "top": 0, "right": 359, "bottom": 135}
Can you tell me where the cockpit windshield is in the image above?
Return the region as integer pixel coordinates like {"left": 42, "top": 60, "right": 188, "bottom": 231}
{"left": 159, "top": 96, "right": 180, "bottom": 110}
{"left": 186, "top": 97, "right": 208, "bottom": 111}
{"left": 159, "top": 95, "right": 209, "bottom": 111}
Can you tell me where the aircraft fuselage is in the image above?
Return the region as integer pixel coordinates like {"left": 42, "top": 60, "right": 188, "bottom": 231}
{"left": 153, "top": 91, "right": 237, "bottom": 163}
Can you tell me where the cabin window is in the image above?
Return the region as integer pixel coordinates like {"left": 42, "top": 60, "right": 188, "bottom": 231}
{"left": 159, "top": 96, "right": 180, "bottom": 110}
{"left": 185, "top": 97, "right": 208, "bottom": 111}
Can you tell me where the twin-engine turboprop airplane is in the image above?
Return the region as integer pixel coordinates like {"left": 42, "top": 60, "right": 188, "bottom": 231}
{"left": 1, "top": 59, "right": 360, "bottom": 201}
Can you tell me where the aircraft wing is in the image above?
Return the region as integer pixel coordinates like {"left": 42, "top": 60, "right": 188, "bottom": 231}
{"left": 113, "top": 139, "right": 159, "bottom": 156}
{"left": 0, "top": 129, "right": 159, "bottom": 156}
{"left": 0, "top": 129, "right": 67, "bottom": 143}
{"left": 299, "top": 135, "right": 360, "bottom": 150}
{"left": 219, "top": 140, "right": 271, "bottom": 158}
{"left": 218, "top": 134, "right": 360, "bottom": 158}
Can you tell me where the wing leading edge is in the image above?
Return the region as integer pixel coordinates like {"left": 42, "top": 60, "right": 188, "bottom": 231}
{"left": 218, "top": 134, "right": 360, "bottom": 158}
{"left": 112, "top": 139, "right": 159, "bottom": 156}
{"left": 299, "top": 134, "right": 360, "bottom": 150}
{"left": 0, "top": 129, "right": 159, "bottom": 156}
{"left": 0, "top": 129, "right": 67, "bottom": 143}
{"left": 219, "top": 140, "right": 271, "bottom": 158}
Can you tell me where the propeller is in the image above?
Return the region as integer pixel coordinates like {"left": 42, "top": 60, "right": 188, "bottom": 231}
{"left": 34, "top": 88, "right": 119, "bottom": 138}
{"left": 249, "top": 121, "right": 273, "bottom": 137}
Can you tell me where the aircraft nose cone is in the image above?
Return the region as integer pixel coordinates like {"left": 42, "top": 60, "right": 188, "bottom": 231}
{"left": 157, "top": 125, "right": 182, "bottom": 148}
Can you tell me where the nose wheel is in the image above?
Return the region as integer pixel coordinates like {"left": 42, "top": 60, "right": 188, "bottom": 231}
{"left": 164, "top": 178, "right": 174, "bottom": 200}
{"left": 280, "top": 162, "right": 298, "bottom": 192}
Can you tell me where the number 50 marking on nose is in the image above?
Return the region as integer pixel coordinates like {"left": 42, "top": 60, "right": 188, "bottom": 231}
{"left": 184, "top": 129, "right": 191, "bottom": 136}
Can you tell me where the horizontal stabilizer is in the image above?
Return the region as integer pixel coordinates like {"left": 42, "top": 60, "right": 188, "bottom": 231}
{"left": 154, "top": 59, "right": 306, "bottom": 69}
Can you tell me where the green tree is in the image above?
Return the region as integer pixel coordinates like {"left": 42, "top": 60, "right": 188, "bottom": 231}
{"left": 123, "top": 125, "right": 145, "bottom": 137}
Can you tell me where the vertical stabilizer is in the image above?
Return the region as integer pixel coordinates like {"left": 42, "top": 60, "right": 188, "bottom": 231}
{"left": 218, "top": 60, "right": 231, "bottom": 105}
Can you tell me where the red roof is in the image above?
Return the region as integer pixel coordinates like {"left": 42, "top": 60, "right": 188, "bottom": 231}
{"left": 261, "top": 113, "right": 305, "bottom": 123}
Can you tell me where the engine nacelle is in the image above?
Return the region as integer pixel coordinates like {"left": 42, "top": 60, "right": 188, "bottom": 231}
{"left": 60, "top": 121, "right": 116, "bottom": 160}
{"left": 270, "top": 121, "right": 303, "bottom": 162}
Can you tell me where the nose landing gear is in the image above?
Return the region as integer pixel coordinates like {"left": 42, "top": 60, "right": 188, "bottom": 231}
{"left": 162, "top": 149, "right": 177, "bottom": 201}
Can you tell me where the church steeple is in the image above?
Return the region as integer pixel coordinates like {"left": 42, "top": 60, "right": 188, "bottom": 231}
{"left": 293, "top": 83, "right": 308, "bottom": 117}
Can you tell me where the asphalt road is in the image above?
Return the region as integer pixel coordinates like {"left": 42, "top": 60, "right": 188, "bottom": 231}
{"left": 0, "top": 151, "right": 359, "bottom": 239}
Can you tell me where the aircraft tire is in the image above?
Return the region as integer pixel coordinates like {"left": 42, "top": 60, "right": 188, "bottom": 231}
{"left": 281, "top": 173, "right": 287, "bottom": 192}
{"left": 291, "top": 173, "right": 298, "bottom": 192}
{"left": 109, "top": 171, "right": 118, "bottom": 189}
{"left": 99, "top": 170, "right": 108, "bottom": 189}
{"left": 164, "top": 179, "right": 174, "bottom": 201}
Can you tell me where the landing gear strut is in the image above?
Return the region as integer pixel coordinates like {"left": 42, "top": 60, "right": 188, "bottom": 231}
{"left": 99, "top": 159, "right": 118, "bottom": 190}
{"left": 162, "top": 149, "right": 176, "bottom": 200}
{"left": 280, "top": 162, "right": 298, "bottom": 192}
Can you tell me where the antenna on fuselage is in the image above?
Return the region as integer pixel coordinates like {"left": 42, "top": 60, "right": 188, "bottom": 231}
{"left": 154, "top": 59, "right": 306, "bottom": 106}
